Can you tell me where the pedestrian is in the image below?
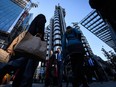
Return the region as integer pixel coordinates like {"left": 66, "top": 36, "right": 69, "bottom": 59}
{"left": 45, "top": 50, "right": 52, "bottom": 86}
{"left": 45, "top": 50, "right": 58, "bottom": 87}
{"left": 0, "top": 14, "right": 46, "bottom": 87}
{"left": 62, "top": 26, "right": 89, "bottom": 87}
{"left": 56, "top": 48, "right": 63, "bottom": 87}
{"left": 84, "top": 56, "right": 96, "bottom": 83}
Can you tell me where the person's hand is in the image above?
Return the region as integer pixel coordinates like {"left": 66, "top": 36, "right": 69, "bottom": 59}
{"left": 7, "top": 49, "right": 15, "bottom": 55}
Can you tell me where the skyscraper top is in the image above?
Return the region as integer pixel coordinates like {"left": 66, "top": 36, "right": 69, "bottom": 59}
{"left": 11, "top": 0, "right": 29, "bottom": 8}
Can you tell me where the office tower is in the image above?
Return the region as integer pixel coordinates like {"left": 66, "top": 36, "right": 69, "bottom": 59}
{"left": 0, "top": 0, "right": 29, "bottom": 34}
{"left": 21, "top": 13, "right": 33, "bottom": 31}
{"left": 0, "top": 0, "right": 28, "bottom": 48}
{"left": 45, "top": 5, "right": 66, "bottom": 59}
{"left": 53, "top": 5, "right": 66, "bottom": 51}
{"left": 0, "top": 0, "right": 37, "bottom": 49}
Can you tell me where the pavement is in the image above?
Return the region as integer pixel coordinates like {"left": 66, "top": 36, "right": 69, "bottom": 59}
{"left": 0, "top": 81, "right": 116, "bottom": 87}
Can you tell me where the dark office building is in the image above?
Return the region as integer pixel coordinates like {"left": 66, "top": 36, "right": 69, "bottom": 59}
{"left": 89, "top": 0, "right": 116, "bottom": 52}
{"left": 89, "top": 0, "right": 116, "bottom": 33}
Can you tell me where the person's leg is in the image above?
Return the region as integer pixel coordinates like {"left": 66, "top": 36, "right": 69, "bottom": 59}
{"left": 19, "top": 58, "right": 39, "bottom": 87}
{"left": 70, "top": 54, "right": 80, "bottom": 87}
{"left": 57, "top": 61, "right": 63, "bottom": 87}
{"left": 77, "top": 54, "right": 89, "bottom": 87}
{"left": 60, "top": 62, "right": 63, "bottom": 87}
{"left": 12, "top": 66, "right": 26, "bottom": 87}
{"left": 0, "top": 57, "right": 28, "bottom": 85}
{"left": 45, "top": 60, "right": 51, "bottom": 87}
{"left": 70, "top": 54, "right": 89, "bottom": 87}
{"left": 11, "top": 56, "right": 29, "bottom": 87}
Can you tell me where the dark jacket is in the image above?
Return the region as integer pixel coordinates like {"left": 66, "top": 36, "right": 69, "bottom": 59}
{"left": 62, "top": 28, "right": 85, "bottom": 56}
{"left": 28, "top": 14, "right": 46, "bottom": 41}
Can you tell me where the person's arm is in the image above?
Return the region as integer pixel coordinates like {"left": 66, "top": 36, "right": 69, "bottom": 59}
{"left": 7, "top": 36, "right": 18, "bottom": 55}
{"left": 7, "top": 31, "right": 27, "bottom": 55}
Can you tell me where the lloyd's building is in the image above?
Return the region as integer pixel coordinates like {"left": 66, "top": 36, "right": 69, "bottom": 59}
{"left": 45, "top": 5, "right": 93, "bottom": 60}
{"left": 45, "top": 5, "right": 66, "bottom": 60}
{"left": 39, "top": 5, "right": 93, "bottom": 74}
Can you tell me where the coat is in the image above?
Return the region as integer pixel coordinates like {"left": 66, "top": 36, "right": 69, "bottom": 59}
{"left": 62, "top": 28, "right": 85, "bottom": 56}
{"left": 7, "top": 31, "right": 27, "bottom": 55}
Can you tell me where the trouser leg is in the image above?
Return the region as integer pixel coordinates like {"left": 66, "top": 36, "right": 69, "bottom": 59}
{"left": 10, "top": 57, "right": 29, "bottom": 87}
{"left": 57, "top": 62, "right": 63, "bottom": 87}
{"left": 70, "top": 60, "right": 80, "bottom": 87}
{"left": 70, "top": 54, "right": 89, "bottom": 87}
{"left": 0, "top": 57, "right": 28, "bottom": 85}
{"left": 12, "top": 66, "right": 26, "bottom": 87}
{"left": 19, "top": 58, "right": 39, "bottom": 87}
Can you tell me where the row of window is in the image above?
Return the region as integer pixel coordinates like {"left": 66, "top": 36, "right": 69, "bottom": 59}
{"left": 0, "top": 0, "right": 23, "bottom": 32}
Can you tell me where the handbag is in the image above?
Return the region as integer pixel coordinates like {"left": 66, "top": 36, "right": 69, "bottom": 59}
{"left": 7, "top": 31, "right": 27, "bottom": 56}
{"left": 0, "top": 48, "right": 10, "bottom": 63}
{"left": 14, "top": 32, "right": 47, "bottom": 60}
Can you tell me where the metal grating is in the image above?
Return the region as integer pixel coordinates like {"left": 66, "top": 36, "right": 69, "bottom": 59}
{"left": 80, "top": 10, "right": 115, "bottom": 49}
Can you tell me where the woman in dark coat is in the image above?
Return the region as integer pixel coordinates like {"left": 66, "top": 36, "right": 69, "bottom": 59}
{"left": 0, "top": 14, "right": 46, "bottom": 87}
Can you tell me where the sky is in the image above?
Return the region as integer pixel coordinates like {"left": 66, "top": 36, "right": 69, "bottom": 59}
{"left": 29, "top": 0, "right": 114, "bottom": 61}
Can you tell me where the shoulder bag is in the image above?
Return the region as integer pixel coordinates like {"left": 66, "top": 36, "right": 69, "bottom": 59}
{"left": 14, "top": 32, "right": 47, "bottom": 60}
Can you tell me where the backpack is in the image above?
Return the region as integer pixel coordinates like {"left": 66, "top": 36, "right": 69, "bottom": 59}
{"left": 65, "top": 29, "right": 85, "bottom": 54}
{"left": 65, "top": 29, "right": 81, "bottom": 41}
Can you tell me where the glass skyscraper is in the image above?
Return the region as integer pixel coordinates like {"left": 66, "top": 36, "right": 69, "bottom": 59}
{"left": 21, "top": 13, "right": 33, "bottom": 30}
{"left": 0, "top": 0, "right": 30, "bottom": 48}
{"left": 0, "top": 0, "right": 23, "bottom": 33}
